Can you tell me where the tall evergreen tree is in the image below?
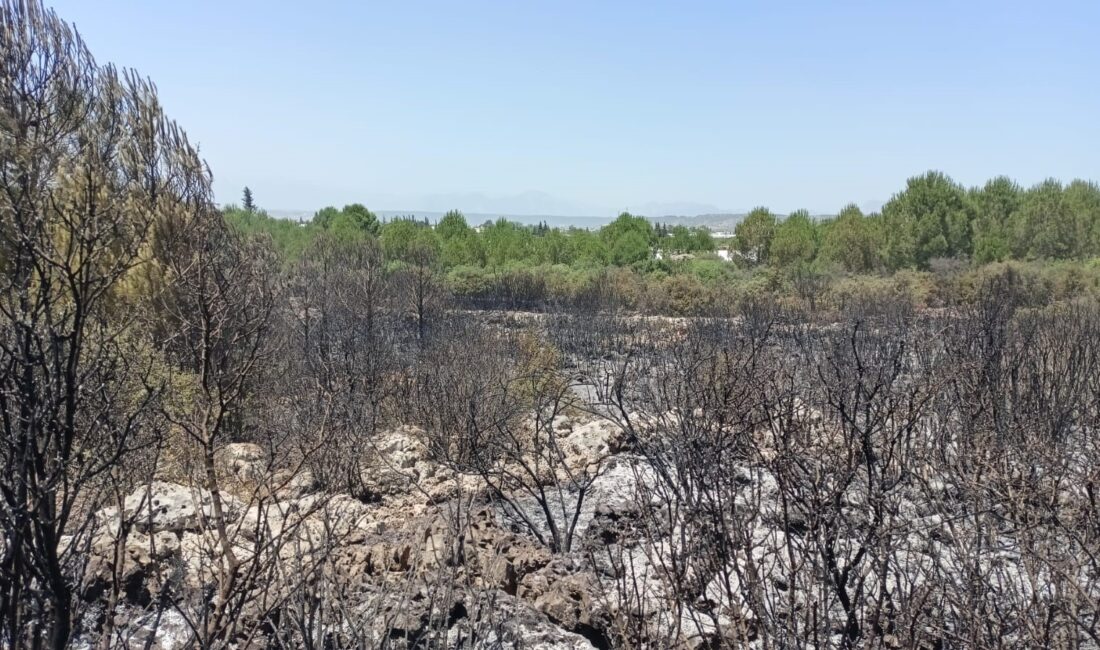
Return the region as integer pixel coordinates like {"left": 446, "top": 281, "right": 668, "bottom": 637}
{"left": 881, "top": 171, "right": 973, "bottom": 269}
{"left": 734, "top": 207, "right": 777, "bottom": 265}
{"left": 770, "top": 209, "right": 819, "bottom": 267}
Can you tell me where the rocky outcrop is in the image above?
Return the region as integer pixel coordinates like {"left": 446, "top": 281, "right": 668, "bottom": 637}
{"left": 82, "top": 528, "right": 181, "bottom": 604}
{"left": 559, "top": 418, "right": 630, "bottom": 466}
{"left": 97, "top": 481, "right": 245, "bottom": 536}
{"left": 521, "top": 558, "right": 607, "bottom": 637}
{"left": 457, "top": 590, "right": 601, "bottom": 650}
{"left": 213, "top": 442, "right": 267, "bottom": 485}
{"left": 354, "top": 425, "right": 485, "bottom": 507}
{"left": 74, "top": 416, "right": 683, "bottom": 648}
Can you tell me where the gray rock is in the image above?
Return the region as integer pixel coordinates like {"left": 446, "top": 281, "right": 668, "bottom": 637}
{"left": 98, "top": 481, "right": 244, "bottom": 535}
{"left": 213, "top": 442, "right": 267, "bottom": 484}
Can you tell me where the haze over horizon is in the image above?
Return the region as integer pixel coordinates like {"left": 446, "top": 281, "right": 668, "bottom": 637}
{"left": 48, "top": 0, "right": 1100, "bottom": 217}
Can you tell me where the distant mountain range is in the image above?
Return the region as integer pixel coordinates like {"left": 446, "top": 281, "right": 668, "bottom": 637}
{"left": 409, "top": 190, "right": 602, "bottom": 217}
{"left": 264, "top": 209, "right": 616, "bottom": 229}
{"left": 624, "top": 201, "right": 729, "bottom": 217}
{"left": 375, "top": 211, "right": 615, "bottom": 230}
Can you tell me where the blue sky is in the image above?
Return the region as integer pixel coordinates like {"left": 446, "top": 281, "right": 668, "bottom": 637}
{"left": 48, "top": 1, "right": 1100, "bottom": 216}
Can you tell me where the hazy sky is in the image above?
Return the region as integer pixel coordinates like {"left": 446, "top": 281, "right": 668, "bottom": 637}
{"left": 48, "top": 0, "right": 1100, "bottom": 216}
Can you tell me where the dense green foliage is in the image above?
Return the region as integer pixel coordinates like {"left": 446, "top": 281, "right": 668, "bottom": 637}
{"left": 225, "top": 171, "right": 1100, "bottom": 314}
{"left": 769, "top": 209, "right": 817, "bottom": 267}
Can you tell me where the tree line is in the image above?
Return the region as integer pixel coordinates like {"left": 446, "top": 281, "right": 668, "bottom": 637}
{"left": 227, "top": 171, "right": 1100, "bottom": 315}
{"left": 230, "top": 171, "right": 1100, "bottom": 274}
{"left": 228, "top": 204, "right": 718, "bottom": 269}
{"left": 739, "top": 172, "right": 1100, "bottom": 271}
